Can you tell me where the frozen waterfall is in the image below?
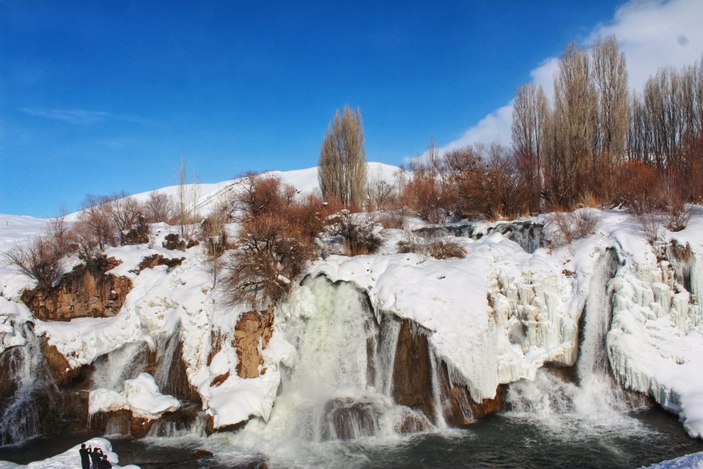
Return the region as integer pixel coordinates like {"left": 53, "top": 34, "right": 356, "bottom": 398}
{"left": 505, "top": 249, "right": 646, "bottom": 434}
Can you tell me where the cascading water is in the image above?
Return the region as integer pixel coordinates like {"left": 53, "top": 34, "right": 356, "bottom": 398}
{"left": 506, "top": 248, "right": 645, "bottom": 435}
{"left": 92, "top": 341, "right": 149, "bottom": 392}
{"left": 215, "top": 276, "right": 432, "bottom": 467}
{"left": 0, "top": 322, "right": 57, "bottom": 446}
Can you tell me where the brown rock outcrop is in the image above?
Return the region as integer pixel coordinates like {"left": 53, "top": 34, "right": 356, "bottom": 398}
{"left": 391, "top": 319, "right": 436, "bottom": 423}
{"left": 234, "top": 310, "right": 274, "bottom": 379}
{"left": 21, "top": 256, "right": 132, "bottom": 321}
{"left": 389, "top": 317, "right": 505, "bottom": 427}
{"left": 90, "top": 410, "right": 155, "bottom": 438}
{"left": 162, "top": 233, "right": 187, "bottom": 251}
{"left": 321, "top": 398, "right": 381, "bottom": 440}
{"left": 41, "top": 340, "right": 89, "bottom": 386}
{"left": 134, "top": 254, "right": 184, "bottom": 273}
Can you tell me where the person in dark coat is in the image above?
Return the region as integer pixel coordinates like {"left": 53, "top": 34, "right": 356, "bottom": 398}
{"left": 100, "top": 454, "right": 112, "bottom": 469}
{"left": 89, "top": 447, "right": 102, "bottom": 469}
{"left": 78, "top": 444, "right": 90, "bottom": 469}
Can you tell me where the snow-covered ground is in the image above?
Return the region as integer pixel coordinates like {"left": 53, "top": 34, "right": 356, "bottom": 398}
{"left": 1, "top": 165, "right": 702, "bottom": 451}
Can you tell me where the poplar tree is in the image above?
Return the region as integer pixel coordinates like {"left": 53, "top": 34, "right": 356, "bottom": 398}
{"left": 318, "top": 105, "right": 367, "bottom": 208}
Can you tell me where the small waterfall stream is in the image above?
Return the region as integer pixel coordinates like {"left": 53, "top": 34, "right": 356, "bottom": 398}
{"left": 505, "top": 248, "right": 643, "bottom": 434}
{"left": 0, "top": 323, "right": 57, "bottom": 446}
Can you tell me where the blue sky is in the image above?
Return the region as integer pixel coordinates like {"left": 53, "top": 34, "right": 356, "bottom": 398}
{"left": 0, "top": 0, "right": 692, "bottom": 217}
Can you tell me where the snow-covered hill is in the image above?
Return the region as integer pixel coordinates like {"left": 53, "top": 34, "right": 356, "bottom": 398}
{"left": 1, "top": 165, "right": 703, "bottom": 467}
{"left": 62, "top": 161, "right": 401, "bottom": 222}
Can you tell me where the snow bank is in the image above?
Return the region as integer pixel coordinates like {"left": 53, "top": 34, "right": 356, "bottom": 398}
{"left": 34, "top": 312, "right": 144, "bottom": 369}
{"left": 0, "top": 437, "right": 138, "bottom": 468}
{"left": 205, "top": 368, "right": 281, "bottom": 428}
{"left": 90, "top": 373, "right": 180, "bottom": 419}
{"left": 648, "top": 451, "right": 703, "bottom": 469}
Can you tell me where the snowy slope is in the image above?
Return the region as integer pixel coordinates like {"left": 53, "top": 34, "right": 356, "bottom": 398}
{"left": 1, "top": 171, "right": 702, "bottom": 440}
{"left": 65, "top": 162, "right": 400, "bottom": 221}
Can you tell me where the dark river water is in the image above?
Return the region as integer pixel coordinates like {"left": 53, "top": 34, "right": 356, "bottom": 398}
{"left": 1, "top": 408, "right": 701, "bottom": 468}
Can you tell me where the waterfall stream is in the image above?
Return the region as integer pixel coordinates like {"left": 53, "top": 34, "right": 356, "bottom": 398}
{"left": 505, "top": 249, "right": 645, "bottom": 435}
{"left": 0, "top": 323, "right": 57, "bottom": 446}
{"left": 215, "top": 276, "right": 433, "bottom": 466}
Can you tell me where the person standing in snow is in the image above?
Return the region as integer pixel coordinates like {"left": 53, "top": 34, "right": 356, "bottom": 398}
{"left": 89, "top": 447, "right": 102, "bottom": 469}
{"left": 79, "top": 444, "right": 91, "bottom": 469}
{"left": 100, "top": 454, "right": 112, "bottom": 469}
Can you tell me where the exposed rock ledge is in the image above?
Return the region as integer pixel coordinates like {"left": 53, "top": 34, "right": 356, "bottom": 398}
{"left": 21, "top": 256, "right": 132, "bottom": 321}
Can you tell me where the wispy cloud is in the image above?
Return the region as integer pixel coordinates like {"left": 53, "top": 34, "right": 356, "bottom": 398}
{"left": 19, "top": 107, "right": 149, "bottom": 126}
{"left": 434, "top": 0, "right": 703, "bottom": 154}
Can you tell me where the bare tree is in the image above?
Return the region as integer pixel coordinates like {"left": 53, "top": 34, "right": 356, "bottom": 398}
{"left": 512, "top": 83, "right": 548, "bottom": 211}
{"left": 175, "top": 158, "right": 200, "bottom": 238}
{"left": 318, "top": 105, "right": 367, "bottom": 209}
{"left": 144, "top": 192, "right": 173, "bottom": 223}
{"left": 47, "top": 206, "right": 73, "bottom": 256}
{"left": 4, "top": 236, "right": 64, "bottom": 288}
{"left": 592, "top": 35, "right": 629, "bottom": 179}
{"left": 78, "top": 194, "right": 115, "bottom": 251}
{"left": 549, "top": 42, "right": 596, "bottom": 207}
{"left": 109, "top": 193, "right": 143, "bottom": 245}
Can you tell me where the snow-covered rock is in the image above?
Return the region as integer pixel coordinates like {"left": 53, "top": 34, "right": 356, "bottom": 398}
{"left": 90, "top": 373, "right": 180, "bottom": 420}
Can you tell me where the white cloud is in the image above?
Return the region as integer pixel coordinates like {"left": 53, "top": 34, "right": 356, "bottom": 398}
{"left": 588, "top": 0, "right": 703, "bottom": 90}
{"left": 20, "top": 108, "right": 111, "bottom": 125}
{"left": 436, "top": 104, "right": 513, "bottom": 156}
{"left": 19, "top": 108, "right": 149, "bottom": 126}
{"left": 435, "top": 0, "right": 703, "bottom": 153}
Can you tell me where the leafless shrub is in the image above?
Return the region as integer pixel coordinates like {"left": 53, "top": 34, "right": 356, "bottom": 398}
{"left": 201, "top": 203, "right": 232, "bottom": 287}
{"left": 78, "top": 194, "right": 116, "bottom": 251}
{"left": 428, "top": 240, "right": 466, "bottom": 259}
{"left": 367, "top": 177, "right": 396, "bottom": 212}
{"left": 46, "top": 208, "right": 75, "bottom": 256}
{"left": 221, "top": 214, "right": 314, "bottom": 309}
{"left": 396, "top": 239, "right": 424, "bottom": 254}
{"left": 144, "top": 192, "right": 173, "bottom": 223}
{"left": 636, "top": 211, "right": 664, "bottom": 244}
{"left": 109, "top": 194, "right": 144, "bottom": 245}
{"left": 376, "top": 211, "right": 405, "bottom": 230}
{"left": 222, "top": 174, "right": 321, "bottom": 308}
{"left": 550, "top": 210, "right": 598, "bottom": 246}
{"left": 4, "top": 236, "right": 64, "bottom": 288}
{"left": 396, "top": 238, "right": 466, "bottom": 259}
{"left": 326, "top": 210, "right": 382, "bottom": 256}
{"left": 666, "top": 205, "right": 691, "bottom": 232}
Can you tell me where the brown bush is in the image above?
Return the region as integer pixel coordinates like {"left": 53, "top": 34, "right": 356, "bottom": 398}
{"left": 376, "top": 211, "right": 405, "bottom": 230}
{"left": 428, "top": 240, "right": 467, "bottom": 259}
{"left": 615, "top": 161, "right": 661, "bottom": 213}
{"left": 396, "top": 238, "right": 466, "bottom": 259}
{"left": 4, "top": 236, "right": 64, "bottom": 288}
{"left": 550, "top": 210, "right": 598, "bottom": 246}
{"left": 143, "top": 192, "right": 173, "bottom": 223}
{"left": 222, "top": 214, "right": 314, "bottom": 308}
{"left": 396, "top": 239, "right": 424, "bottom": 254}
{"left": 326, "top": 210, "right": 382, "bottom": 256}
{"left": 222, "top": 174, "right": 322, "bottom": 308}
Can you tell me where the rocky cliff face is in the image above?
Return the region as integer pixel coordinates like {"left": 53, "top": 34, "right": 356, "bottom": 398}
{"left": 21, "top": 256, "right": 132, "bottom": 321}
{"left": 234, "top": 309, "right": 274, "bottom": 379}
